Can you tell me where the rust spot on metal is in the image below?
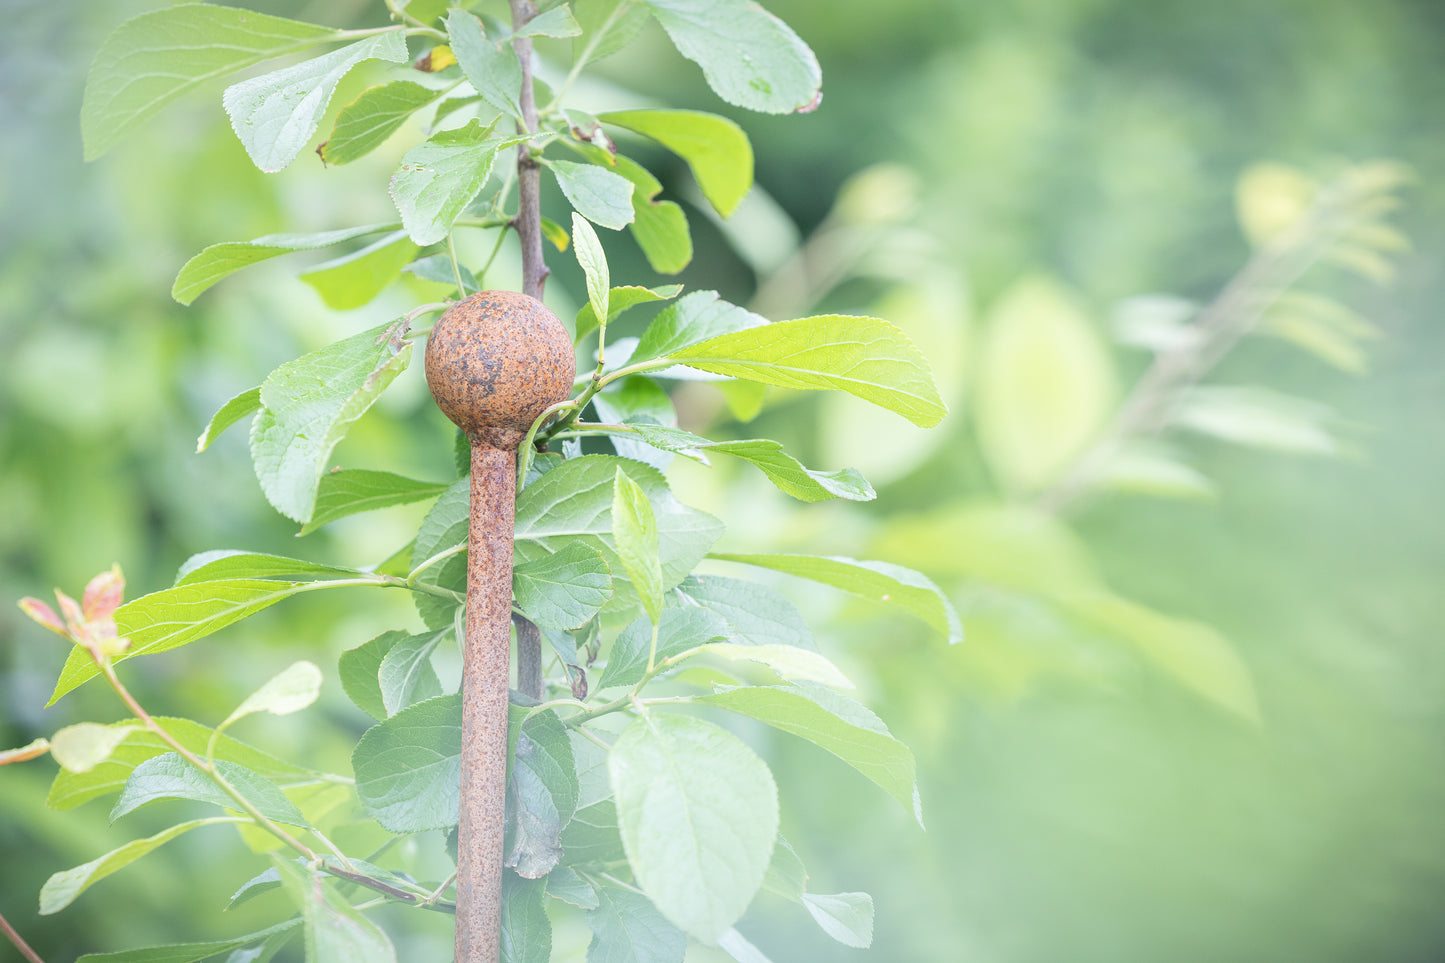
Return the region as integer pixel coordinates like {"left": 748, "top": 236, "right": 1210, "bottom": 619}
{"left": 423, "top": 290, "right": 575, "bottom": 962}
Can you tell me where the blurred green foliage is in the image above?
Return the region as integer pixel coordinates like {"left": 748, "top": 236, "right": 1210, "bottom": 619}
{"left": 4, "top": 0, "right": 1444, "bottom": 960}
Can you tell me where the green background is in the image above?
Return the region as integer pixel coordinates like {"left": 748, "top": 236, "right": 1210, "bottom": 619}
{"left": 3, "top": 0, "right": 1444, "bottom": 960}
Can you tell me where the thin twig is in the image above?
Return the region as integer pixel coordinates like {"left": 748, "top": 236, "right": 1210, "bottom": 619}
{"left": 0, "top": 910, "right": 46, "bottom": 963}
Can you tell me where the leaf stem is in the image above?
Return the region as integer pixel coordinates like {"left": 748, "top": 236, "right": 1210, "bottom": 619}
{"left": 0, "top": 911, "right": 46, "bottom": 963}
{"left": 446, "top": 234, "right": 467, "bottom": 295}
{"left": 516, "top": 399, "right": 580, "bottom": 487}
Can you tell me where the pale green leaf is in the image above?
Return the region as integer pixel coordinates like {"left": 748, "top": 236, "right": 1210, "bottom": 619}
{"left": 1098, "top": 447, "right": 1216, "bottom": 501}
{"left": 610, "top": 713, "right": 778, "bottom": 942}
{"left": 625, "top": 426, "right": 875, "bottom": 502}
{"left": 613, "top": 467, "right": 663, "bottom": 624}
{"left": 554, "top": 161, "right": 636, "bottom": 231}
{"left": 301, "top": 470, "right": 449, "bottom": 535}
{"left": 695, "top": 642, "right": 852, "bottom": 688}
{"left": 390, "top": 120, "right": 513, "bottom": 246}
{"left": 339, "top": 630, "right": 432, "bottom": 721}
{"left": 50, "top": 723, "right": 136, "bottom": 774}
{"left": 718, "top": 928, "right": 773, "bottom": 963}
{"left": 299, "top": 231, "right": 419, "bottom": 310}
{"left": 271, "top": 857, "right": 397, "bottom": 963}
{"left": 671, "top": 575, "right": 814, "bottom": 650}
{"left": 1236, "top": 162, "right": 1317, "bottom": 248}
{"left": 573, "top": 213, "right": 612, "bottom": 323}
{"left": 173, "top": 225, "right": 392, "bottom": 305}
{"left": 378, "top": 629, "right": 446, "bottom": 716}
{"left": 251, "top": 322, "right": 414, "bottom": 522}
{"left": 74, "top": 921, "right": 300, "bottom": 963}
{"left": 576, "top": 284, "right": 683, "bottom": 341}
{"left": 82, "top": 4, "right": 339, "bottom": 160}
{"left": 353, "top": 694, "right": 462, "bottom": 831}
{"left": 320, "top": 80, "right": 443, "bottom": 166}
{"left": 615, "top": 154, "right": 692, "bottom": 273}
{"left": 110, "top": 752, "right": 308, "bottom": 826}
{"left": 222, "top": 661, "right": 322, "bottom": 729}
{"left": 1174, "top": 386, "right": 1342, "bottom": 455}
{"left": 174, "top": 551, "right": 361, "bottom": 584}
{"left": 559, "top": 800, "right": 626, "bottom": 867}
{"left": 574, "top": 0, "right": 653, "bottom": 65}
{"left": 761, "top": 837, "right": 807, "bottom": 901}
{"left": 40, "top": 817, "right": 240, "bottom": 915}
{"left": 975, "top": 276, "right": 1116, "bottom": 491}
{"left": 196, "top": 386, "right": 261, "bottom": 453}
{"left": 223, "top": 32, "right": 410, "bottom": 173}
{"left": 710, "top": 553, "right": 961, "bottom": 644}
{"left": 409, "top": 477, "right": 470, "bottom": 629}
{"left": 697, "top": 683, "right": 919, "bottom": 823}
{"left": 501, "top": 875, "right": 552, "bottom": 963}
{"left": 601, "top": 109, "right": 752, "bottom": 217}
{"left": 546, "top": 867, "right": 599, "bottom": 909}
{"left": 641, "top": 0, "right": 821, "bottom": 113}
{"left": 513, "top": 542, "right": 613, "bottom": 630}
{"left": 587, "top": 886, "right": 686, "bottom": 963}
{"left": 540, "top": 215, "right": 570, "bottom": 252}
{"left": 801, "top": 892, "right": 874, "bottom": 948}
{"left": 632, "top": 290, "right": 764, "bottom": 363}
{"left": 667, "top": 315, "right": 947, "bottom": 427}
{"left": 591, "top": 378, "right": 679, "bottom": 470}
{"left": 447, "top": 9, "right": 522, "bottom": 118}
{"left": 514, "top": 5, "right": 583, "bottom": 39}
{"left": 598, "top": 607, "right": 731, "bottom": 690}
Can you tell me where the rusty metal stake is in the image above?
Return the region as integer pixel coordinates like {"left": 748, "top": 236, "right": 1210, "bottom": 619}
{"left": 424, "top": 290, "right": 575, "bottom": 962}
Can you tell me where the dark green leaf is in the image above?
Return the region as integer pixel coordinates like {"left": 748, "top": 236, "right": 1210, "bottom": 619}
{"left": 110, "top": 752, "right": 308, "bottom": 826}
{"left": 271, "top": 856, "right": 397, "bottom": 963}
{"left": 554, "top": 162, "right": 636, "bottom": 231}
{"left": 390, "top": 120, "right": 514, "bottom": 246}
{"left": 641, "top": 0, "right": 821, "bottom": 113}
{"left": 301, "top": 470, "right": 449, "bottom": 535}
{"left": 353, "top": 694, "right": 462, "bottom": 832}
{"left": 587, "top": 885, "right": 686, "bottom": 963}
{"left": 697, "top": 683, "right": 920, "bottom": 824}
{"left": 321, "top": 81, "right": 443, "bottom": 166}
{"left": 82, "top": 4, "right": 339, "bottom": 160}
{"left": 671, "top": 575, "right": 814, "bottom": 650}
{"left": 447, "top": 9, "right": 522, "bottom": 119}
{"left": 598, "top": 607, "right": 731, "bottom": 690}
{"left": 711, "top": 553, "right": 961, "bottom": 644}
{"left": 513, "top": 542, "right": 613, "bottom": 630}
{"left": 610, "top": 714, "right": 778, "bottom": 942}
{"left": 251, "top": 322, "right": 413, "bottom": 522}
{"left": 299, "top": 231, "right": 420, "bottom": 310}
{"left": 173, "top": 225, "right": 392, "bottom": 305}
{"left": 507, "top": 712, "right": 579, "bottom": 878}
{"left": 667, "top": 315, "right": 947, "bottom": 428}
{"left": 196, "top": 386, "right": 261, "bottom": 453}
{"left": 223, "top": 32, "right": 410, "bottom": 172}
{"left": 501, "top": 875, "right": 552, "bottom": 963}
{"left": 601, "top": 109, "right": 752, "bottom": 217}
{"left": 632, "top": 290, "right": 764, "bottom": 364}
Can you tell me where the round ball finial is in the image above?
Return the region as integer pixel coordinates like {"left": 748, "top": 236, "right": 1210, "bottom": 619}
{"left": 424, "top": 290, "right": 576, "bottom": 449}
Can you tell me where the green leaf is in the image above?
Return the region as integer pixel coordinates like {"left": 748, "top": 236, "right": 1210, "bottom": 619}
{"left": 574, "top": 0, "right": 653, "bottom": 65}
{"left": 40, "top": 817, "right": 240, "bottom": 914}
{"left": 501, "top": 875, "right": 552, "bottom": 963}
{"left": 320, "top": 81, "right": 443, "bottom": 166}
{"left": 74, "top": 921, "right": 300, "bottom": 963}
{"left": 513, "top": 542, "right": 613, "bottom": 630}
{"left": 271, "top": 856, "right": 397, "bottom": 963}
{"left": 554, "top": 162, "right": 636, "bottom": 231}
{"left": 196, "top": 386, "right": 261, "bottom": 453}
{"left": 221, "top": 660, "right": 323, "bottom": 729}
{"left": 173, "top": 224, "right": 392, "bottom": 305}
{"left": 378, "top": 628, "right": 447, "bottom": 716}
{"left": 667, "top": 315, "right": 947, "bottom": 428}
{"left": 447, "top": 9, "right": 522, "bottom": 119}
{"left": 50, "top": 579, "right": 333, "bottom": 703}
{"left": 301, "top": 470, "right": 449, "bottom": 535}
{"left": 614, "top": 154, "right": 692, "bottom": 273}
{"left": 49, "top": 723, "right": 136, "bottom": 774}
{"left": 404, "top": 253, "right": 481, "bottom": 295}
{"left": 601, "top": 109, "right": 752, "bottom": 217}
{"left": 251, "top": 322, "right": 414, "bottom": 522}
{"left": 390, "top": 120, "right": 515, "bottom": 246}
{"left": 612, "top": 468, "right": 663, "bottom": 624}
{"left": 625, "top": 426, "right": 875, "bottom": 502}
{"left": 611, "top": 713, "right": 778, "bottom": 942}
{"left": 1173, "top": 386, "right": 1342, "bottom": 455}
{"left": 353, "top": 694, "right": 462, "bottom": 832}
{"left": 341, "top": 630, "right": 427, "bottom": 721}
{"left": 299, "top": 231, "right": 420, "bottom": 310}
{"left": 82, "top": 4, "right": 339, "bottom": 160}
{"left": 975, "top": 276, "right": 1116, "bottom": 491}
{"left": 513, "top": 5, "right": 583, "bottom": 39}
{"left": 761, "top": 836, "right": 808, "bottom": 901}
{"left": 575, "top": 284, "right": 682, "bottom": 342}
{"left": 110, "top": 752, "right": 308, "bottom": 827}
{"left": 632, "top": 291, "right": 764, "bottom": 364}
{"left": 710, "top": 553, "right": 962, "bottom": 645}
{"left": 572, "top": 213, "right": 610, "bottom": 334}
{"left": 175, "top": 551, "right": 361, "bottom": 584}
{"left": 547, "top": 867, "right": 599, "bottom": 909}
{"left": 507, "top": 712, "right": 579, "bottom": 878}
{"left": 47, "top": 719, "right": 309, "bottom": 812}
{"left": 541, "top": 216, "right": 571, "bottom": 252}
{"left": 697, "top": 683, "right": 920, "bottom": 824}
{"left": 696, "top": 643, "right": 852, "bottom": 688}
{"left": 802, "top": 892, "right": 874, "bottom": 948}
{"left": 559, "top": 800, "right": 626, "bottom": 866}
{"left": 223, "top": 32, "right": 410, "bottom": 173}
{"left": 513, "top": 455, "right": 724, "bottom": 607}
{"left": 671, "top": 575, "right": 814, "bottom": 651}
{"left": 640, "top": 0, "right": 821, "bottom": 114}
{"left": 408, "top": 476, "right": 469, "bottom": 628}
{"left": 591, "top": 378, "right": 679, "bottom": 471}
{"left": 598, "top": 607, "right": 731, "bottom": 690}
{"left": 587, "top": 885, "right": 686, "bottom": 963}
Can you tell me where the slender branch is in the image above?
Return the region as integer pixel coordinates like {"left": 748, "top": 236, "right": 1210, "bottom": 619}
{"left": 0, "top": 911, "right": 46, "bottom": 963}
{"left": 516, "top": 399, "right": 580, "bottom": 486}
{"left": 423, "top": 871, "right": 459, "bottom": 907}
{"left": 446, "top": 234, "right": 467, "bottom": 295}
{"left": 508, "top": 0, "right": 548, "bottom": 301}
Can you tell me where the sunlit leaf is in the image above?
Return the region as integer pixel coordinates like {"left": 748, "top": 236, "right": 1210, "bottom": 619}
{"left": 601, "top": 109, "right": 752, "bottom": 217}
{"left": 196, "top": 386, "right": 261, "bottom": 453}
{"left": 632, "top": 290, "right": 764, "bottom": 363}
{"left": 576, "top": 284, "right": 683, "bottom": 342}
{"left": 320, "top": 81, "right": 443, "bottom": 166}
{"left": 447, "top": 9, "right": 521, "bottom": 119}
{"left": 1236, "top": 162, "right": 1317, "bottom": 248}
{"left": 301, "top": 470, "right": 449, "bottom": 535}
{"left": 390, "top": 120, "right": 515, "bottom": 246}
{"left": 50, "top": 723, "right": 135, "bottom": 774}
{"left": 175, "top": 551, "right": 361, "bottom": 584}
{"left": 671, "top": 575, "right": 814, "bottom": 650}
{"left": 553, "top": 161, "right": 636, "bottom": 230}
{"left": 173, "top": 225, "right": 393, "bottom": 305}
{"left": 299, "top": 231, "right": 419, "bottom": 310}
{"left": 613, "top": 467, "right": 663, "bottom": 624}
{"left": 695, "top": 642, "right": 852, "bottom": 688}
{"left": 221, "top": 661, "right": 322, "bottom": 732}
{"left": 614, "top": 154, "right": 692, "bottom": 273}
{"left": 573, "top": 213, "right": 612, "bottom": 324}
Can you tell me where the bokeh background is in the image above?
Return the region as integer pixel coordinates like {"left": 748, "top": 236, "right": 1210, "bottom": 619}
{"left": 4, "top": 0, "right": 1445, "bottom": 960}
